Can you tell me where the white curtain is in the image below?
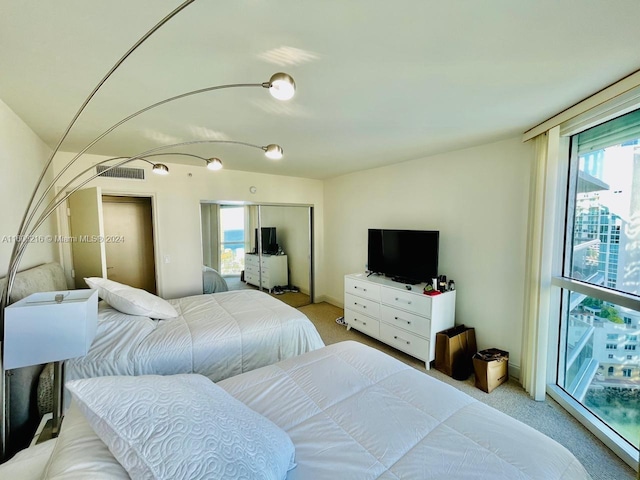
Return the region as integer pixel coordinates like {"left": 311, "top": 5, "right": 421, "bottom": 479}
{"left": 201, "top": 204, "right": 220, "bottom": 270}
{"left": 520, "top": 127, "right": 562, "bottom": 400}
{"left": 245, "top": 205, "right": 258, "bottom": 253}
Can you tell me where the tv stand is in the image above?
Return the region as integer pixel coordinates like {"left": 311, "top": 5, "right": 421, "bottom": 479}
{"left": 344, "top": 273, "right": 455, "bottom": 369}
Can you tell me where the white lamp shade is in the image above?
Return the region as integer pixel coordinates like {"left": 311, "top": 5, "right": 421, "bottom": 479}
{"left": 3, "top": 289, "right": 98, "bottom": 370}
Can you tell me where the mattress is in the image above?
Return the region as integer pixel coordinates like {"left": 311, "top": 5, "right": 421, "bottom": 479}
{"left": 17, "top": 341, "right": 589, "bottom": 479}
{"left": 65, "top": 290, "right": 325, "bottom": 384}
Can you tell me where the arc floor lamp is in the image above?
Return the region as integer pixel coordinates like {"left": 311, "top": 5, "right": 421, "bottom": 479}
{"left": 0, "top": 0, "right": 296, "bottom": 458}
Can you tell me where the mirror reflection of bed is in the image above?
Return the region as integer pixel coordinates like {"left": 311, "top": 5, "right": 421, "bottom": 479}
{"left": 200, "top": 202, "right": 313, "bottom": 309}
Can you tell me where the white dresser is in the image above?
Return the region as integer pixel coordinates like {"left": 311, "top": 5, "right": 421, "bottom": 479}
{"left": 344, "top": 273, "right": 456, "bottom": 368}
{"left": 244, "top": 253, "right": 288, "bottom": 291}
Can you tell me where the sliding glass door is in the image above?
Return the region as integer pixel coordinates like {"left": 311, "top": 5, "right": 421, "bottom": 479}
{"left": 554, "top": 108, "right": 640, "bottom": 453}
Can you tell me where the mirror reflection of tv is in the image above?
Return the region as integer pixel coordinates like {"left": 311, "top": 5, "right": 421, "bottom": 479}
{"left": 255, "top": 227, "right": 278, "bottom": 254}
{"left": 367, "top": 229, "right": 439, "bottom": 284}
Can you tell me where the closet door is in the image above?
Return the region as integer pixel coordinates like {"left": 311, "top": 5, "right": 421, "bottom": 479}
{"left": 256, "top": 205, "right": 313, "bottom": 306}
{"left": 102, "top": 196, "right": 156, "bottom": 294}
{"left": 200, "top": 202, "right": 313, "bottom": 306}
{"left": 67, "top": 187, "right": 107, "bottom": 288}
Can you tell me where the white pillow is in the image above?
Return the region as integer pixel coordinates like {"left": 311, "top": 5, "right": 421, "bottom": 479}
{"left": 84, "top": 277, "right": 177, "bottom": 319}
{"left": 66, "top": 374, "right": 296, "bottom": 480}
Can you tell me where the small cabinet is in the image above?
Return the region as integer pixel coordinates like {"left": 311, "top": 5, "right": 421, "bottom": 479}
{"left": 343, "top": 273, "right": 456, "bottom": 369}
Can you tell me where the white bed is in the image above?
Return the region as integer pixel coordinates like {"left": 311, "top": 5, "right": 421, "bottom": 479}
{"left": 202, "top": 265, "right": 228, "bottom": 294}
{"left": 65, "top": 289, "right": 325, "bottom": 384}
{"left": 5, "top": 341, "right": 590, "bottom": 480}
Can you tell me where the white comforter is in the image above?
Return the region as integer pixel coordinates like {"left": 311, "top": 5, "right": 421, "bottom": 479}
{"left": 65, "top": 290, "right": 324, "bottom": 384}
{"left": 27, "top": 341, "right": 589, "bottom": 479}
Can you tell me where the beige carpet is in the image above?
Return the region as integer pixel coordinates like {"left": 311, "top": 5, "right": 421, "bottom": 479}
{"left": 225, "top": 276, "right": 311, "bottom": 308}
{"left": 298, "top": 302, "right": 638, "bottom": 480}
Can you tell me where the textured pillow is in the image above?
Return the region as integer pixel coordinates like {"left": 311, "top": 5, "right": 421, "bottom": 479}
{"left": 66, "top": 374, "right": 296, "bottom": 480}
{"left": 84, "top": 277, "right": 177, "bottom": 319}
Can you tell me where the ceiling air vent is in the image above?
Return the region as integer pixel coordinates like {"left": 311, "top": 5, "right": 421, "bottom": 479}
{"left": 96, "top": 165, "right": 145, "bottom": 180}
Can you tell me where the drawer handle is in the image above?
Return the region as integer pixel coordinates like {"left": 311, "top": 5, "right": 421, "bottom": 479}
{"left": 354, "top": 286, "right": 367, "bottom": 292}
{"left": 354, "top": 302, "right": 366, "bottom": 309}
{"left": 355, "top": 318, "right": 367, "bottom": 326}
{"left": 394, "top": 297, "right": 412, "bottom": 305}
{"left": 393, "top": 335, "right": 410, "bottom": 345}
{"left": 394, "top": 316, "right": 411, "bottom": 325}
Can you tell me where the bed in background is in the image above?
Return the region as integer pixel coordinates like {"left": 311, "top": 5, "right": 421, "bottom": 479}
{"left": 202, "top": 265, "right": 228, "bottom": 294}
{"left": 64, "top": 287, "right": 325, "bottom": 385}
{"left": 0, "top": 341, "right": 590, "bottom": 479}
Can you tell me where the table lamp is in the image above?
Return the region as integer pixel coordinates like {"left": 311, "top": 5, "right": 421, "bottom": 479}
{"left": 3, "top": 289, "right": 98, "bottom": 441}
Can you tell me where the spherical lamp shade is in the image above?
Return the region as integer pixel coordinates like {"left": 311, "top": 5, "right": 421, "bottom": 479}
{"left": 268, "top": 73, "right": 296, "bottom": 101}
{"left": 152, "top": 163, "right": 169, "bottom": 175}
{"left": 206, "top": 158, "right": 223, "bottom": 171}
{"left": 264, "top": 144, "right": 283, "bottom": 160}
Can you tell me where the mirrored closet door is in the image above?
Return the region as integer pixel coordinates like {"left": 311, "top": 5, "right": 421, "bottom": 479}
{"left": 200, "top": 202, "right": 313, "bottom": 307}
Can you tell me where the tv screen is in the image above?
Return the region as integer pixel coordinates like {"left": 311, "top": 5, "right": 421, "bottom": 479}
{"left": 367, "top": 229, "right": 439, "bottom": 284}
{"left": 255, "top": 227, "right": 277, "bottom": 254}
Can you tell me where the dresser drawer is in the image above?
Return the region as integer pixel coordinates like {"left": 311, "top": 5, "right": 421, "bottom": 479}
{"left": 245, "top": 272, "right": 272, "bottom": 286}
{"left": 345, "top": 276, "right": 380, "bottom": 302}
{"left": 244, "top": 263, "right": 259, "bottom": 275}
{"left": 345, "top": 309, "right": 380, "bottom": 338}
{"left": 245, "top": 254, "right": 259, "bottom": 267}
{"left": 245, "top": 267, "right": 270, "bottom": 279}
{"left": 344, "top": 293, "right": 380, "bottom": 318}
{"left": 244, "top": 272, "right": 260, "bottom": 284}
{"left": 381, "top": 305, "right": 430, "bottom": 337}
{"left": 381, "top": 288, "right": 431, "bottom": 317}
{"left": 379, "top": 323, "right": 429, "bottom": 362}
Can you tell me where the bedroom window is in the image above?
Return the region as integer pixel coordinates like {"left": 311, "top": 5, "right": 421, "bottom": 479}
{"left": 219, "top": 206, "right": 246, "bottom": 276}
{"left": 553, "top": 108, "right": 640, "bottom": 456}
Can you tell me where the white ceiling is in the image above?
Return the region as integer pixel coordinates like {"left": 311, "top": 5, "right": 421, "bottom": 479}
{"left": 1, "top": 0, "right": 640, "bottom": 179}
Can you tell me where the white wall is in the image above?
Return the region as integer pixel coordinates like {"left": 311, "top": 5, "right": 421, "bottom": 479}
{"left": 322, "top": 137, "right": 533, "bottom": 374}
{"left": 0, "top": 99, "right": 57, "bottom": 278}
{"left": 52, "top": 152, "right": 324, "bottom": 299}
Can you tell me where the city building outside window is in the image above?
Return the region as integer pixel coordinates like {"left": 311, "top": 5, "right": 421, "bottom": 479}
{"left": 554, "top": 107, "right": 640, "bottom": 457}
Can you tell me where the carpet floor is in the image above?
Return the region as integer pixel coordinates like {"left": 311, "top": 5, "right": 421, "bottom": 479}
{"left": 225, "top": 276, "right": 311, "bottom": 308}
{"left": 298, "top": 302, "right": 638, "bottom": 480}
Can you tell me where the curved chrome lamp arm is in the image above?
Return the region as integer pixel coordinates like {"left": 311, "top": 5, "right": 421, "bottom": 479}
{"left": 4, "top": 0, "right": 197, "bottom": 300}
{"left": 0, "top": 0, "right": 198, "bottom": 460}
{"left": 13, "top": 140, "right": 279, "bottom": 267}
{"left": 1, "top": 0, "right": 294, "bottom": 458}
{"left": 31, "top": 142, "right": 273, "bottom": 243}
{"left": 16, "top": 78, "right": 292, "bottom": 272}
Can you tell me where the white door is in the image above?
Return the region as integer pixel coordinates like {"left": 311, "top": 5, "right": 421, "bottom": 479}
{"left": 67, "top": 187, "right": 107, "bottom": 288}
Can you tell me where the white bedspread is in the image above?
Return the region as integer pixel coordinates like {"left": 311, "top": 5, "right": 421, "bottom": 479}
{"left": 27, "top": 341, "right": 590, "bottom": 479}
{"left": 219, "top": 341, "right": 589, "bottom": 479}
{"left": 65, "top": 290, "right": 324, "bottom": 384}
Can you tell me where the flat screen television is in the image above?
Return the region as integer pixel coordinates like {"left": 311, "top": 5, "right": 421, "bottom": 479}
{"left": 367, "top": 229, "right": 439, "bottom": 284}
{"left": 255, "top": 227, "right": 278, "bottom": 254}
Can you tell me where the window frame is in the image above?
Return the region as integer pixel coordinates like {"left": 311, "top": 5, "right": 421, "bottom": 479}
{"left": 544, "top": 107, "right": 640, "bottom": 469}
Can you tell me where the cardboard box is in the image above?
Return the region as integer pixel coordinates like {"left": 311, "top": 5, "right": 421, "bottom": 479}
{"left": 473, "top": 348, "right": 509, "bottom": 393}
{"left": 434, "top": 325, "right": 477, "bottom": 380}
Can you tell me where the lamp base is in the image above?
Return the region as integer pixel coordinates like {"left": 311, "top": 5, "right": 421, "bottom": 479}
{"left": 35, "top": 416, "right": 61, "bottom": 445}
